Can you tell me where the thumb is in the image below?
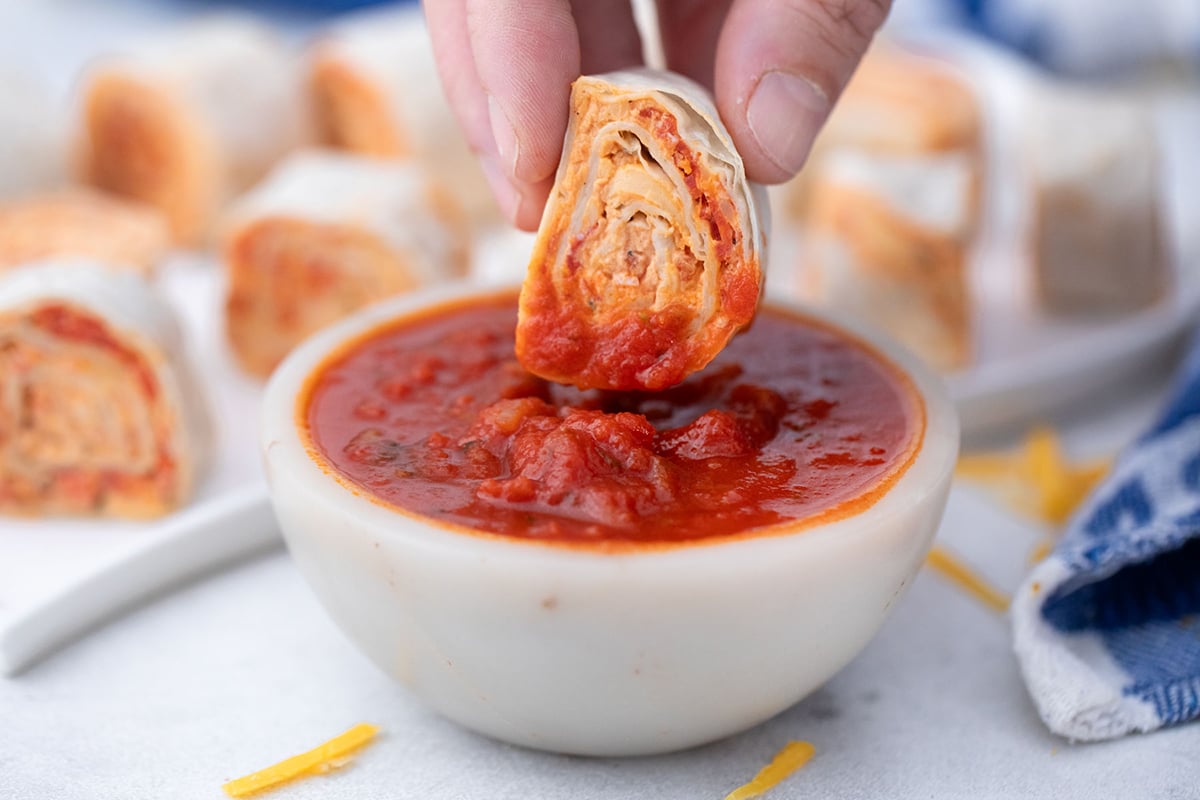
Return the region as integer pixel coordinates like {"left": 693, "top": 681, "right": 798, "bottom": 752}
{"left": 465, "top": 0, "right": 579, "bottom": 230}
{"left": 715, "top": 0, "right": 891, "bottom": 184}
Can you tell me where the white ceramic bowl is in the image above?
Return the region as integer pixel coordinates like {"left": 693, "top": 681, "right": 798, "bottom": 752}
{"left": 261, "top": 283, "right": 959, "bottom": 757}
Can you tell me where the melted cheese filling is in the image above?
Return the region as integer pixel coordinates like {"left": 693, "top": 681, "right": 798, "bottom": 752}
{"left": 556, "top": 94, "right": 723, "bottom": 330}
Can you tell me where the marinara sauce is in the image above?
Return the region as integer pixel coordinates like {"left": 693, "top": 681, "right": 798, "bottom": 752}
{"left": 304, "top": 293, "right": 923, "bottom": 546}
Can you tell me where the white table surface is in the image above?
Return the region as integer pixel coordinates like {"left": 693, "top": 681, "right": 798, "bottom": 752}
{"left": 5, "top": 368, "right": 1199, "bottom": 800}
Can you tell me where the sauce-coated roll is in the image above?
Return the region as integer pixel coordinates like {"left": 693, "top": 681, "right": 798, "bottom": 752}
{"left": 80, "top": 16, "right": 311, "bottom": 244}
{"left": 0, "top": 189, "right": 169, "bottom": 276}
{"left": 517, "top": 70, "right": 768, "bottom": 392}
{"left": 0, "top": 262, "right": 211, "bottom": 517}
{"left": 223, "top": 149, "right": 469, "bottom": 377}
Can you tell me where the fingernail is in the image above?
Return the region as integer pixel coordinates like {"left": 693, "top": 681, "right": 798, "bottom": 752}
{"left": 746, "top": 71, "right": 829, "bottom": 175}
{"left": 480, "top": 156, "right": 519, "bottom": 223}
{"left": 487, "top": 95, "right": 519, "bottom": 178}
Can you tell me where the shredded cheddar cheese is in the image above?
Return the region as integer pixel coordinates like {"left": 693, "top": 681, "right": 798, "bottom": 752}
{"left": 956, "top": 427, "right": 1109, "bottom": 527}
{"left": 1028, "top": 538, "right": 1054, "bottom": 565}
{"left": 222, "top": 723, "right": 379, "bottom": 798}
{"left": 925, "top": 546, "right": 1010, "bottom": 613}
{"left": 724, "top": 741, "right": 815, "bottom": 800}
{"left": 1024, "top": 428, "right": 1109, "bottom": 525}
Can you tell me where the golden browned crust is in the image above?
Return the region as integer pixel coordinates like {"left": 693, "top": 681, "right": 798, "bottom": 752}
{"left": 81, "top": 72, "right": 217, "bottom": 245}
{"left": 309, "top": 54, "right": 408, "bottom": 158}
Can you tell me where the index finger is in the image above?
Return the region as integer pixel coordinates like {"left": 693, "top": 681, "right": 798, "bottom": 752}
{"left": 465, "top": 0, "right": 579, "bottom": 229}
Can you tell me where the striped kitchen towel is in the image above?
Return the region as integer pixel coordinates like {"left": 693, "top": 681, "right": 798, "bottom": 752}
{"left": 1013, "top": 334, "right": 1200, "bottom": 740}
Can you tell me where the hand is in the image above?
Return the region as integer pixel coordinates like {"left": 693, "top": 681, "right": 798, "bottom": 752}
{"left": 423, "top": 0, "right": 891, "bottom": 230}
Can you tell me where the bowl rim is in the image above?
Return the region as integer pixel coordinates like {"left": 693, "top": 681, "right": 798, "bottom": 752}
{"left": 261, "top": 280, "right": 960, "bottom": 565}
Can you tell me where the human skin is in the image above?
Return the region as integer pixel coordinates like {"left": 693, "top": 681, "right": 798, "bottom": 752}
{"left": 423, "top": 0, "right": 892, "bottom": 230}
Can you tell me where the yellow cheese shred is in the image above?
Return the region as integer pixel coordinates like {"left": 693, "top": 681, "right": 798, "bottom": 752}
{"left": 223, "top": 723, "right": 379, "bottom": 798}
{"left": 925, "top": 546, "right": 1010, "bottom": 613}
{"left": 1028, "top": 538, "right": 1054, "bottom": 565}
{"left": 724, "top": 740, "right": 816, "bottom": 800}
{"left": 956, "top": 426, "right": 1109, "bottom": 527}
{"left": 1024, "top": 428, "right": 1109, "bottom": 526}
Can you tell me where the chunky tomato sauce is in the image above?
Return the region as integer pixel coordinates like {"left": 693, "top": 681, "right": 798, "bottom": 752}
{"left": 304, "top": 294, "right": 922, "bottom": 546}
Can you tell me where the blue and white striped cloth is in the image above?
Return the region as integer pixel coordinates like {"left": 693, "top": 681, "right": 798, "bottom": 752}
{"left": 1013, "top": 336, "right": 1200, "bottom": 740}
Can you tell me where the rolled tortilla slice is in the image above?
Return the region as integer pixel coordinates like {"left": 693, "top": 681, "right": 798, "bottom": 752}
{"left": 802, "top": 149, "right": 973, "bottom": 372}
{"left": 307, "top": 9, "right": 497, "bottom": 225}
{"left": 80, "top": 16, "right": 311, "bottom": 244}
{"left": 0, "top": 189, "right": 169, "bottom": 276}
{"left": 780, "top": 43, "right": 984, "bottom": 227}
{"left": 517, "top": 69, "right": 767, "bottom": 391}
{"left": 223, "top": 149, "right": 470, "bottom": 376}
{"left": 0, "top": 262, "right": 211, "bottom": 517}
{"left": 1025, "top": 86, "right": 1169, "bottom": 314}
{"left": 819, "top": 43, "right": 981, "bottom": 155}
{"left": 309, "top": 9, "right": 432, "bottom": 159}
